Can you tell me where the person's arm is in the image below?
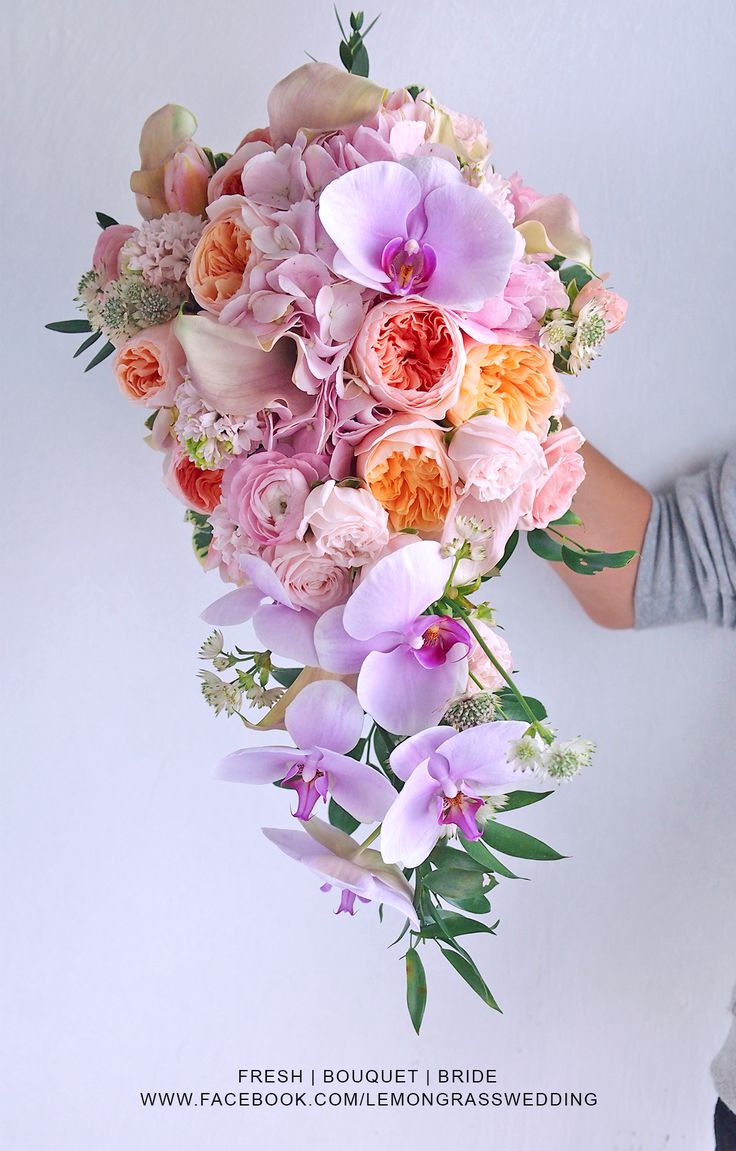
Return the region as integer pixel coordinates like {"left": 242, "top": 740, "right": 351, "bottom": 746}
{"left": 552, "top": 437, "right": 652, "bottom": 630}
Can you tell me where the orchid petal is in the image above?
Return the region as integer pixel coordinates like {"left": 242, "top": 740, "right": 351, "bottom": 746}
{"left": 379, "top": 764, "right": 442, "bottom": 867}
{"left": 285, "top": 680, "right": 364, "bottom": 754}
{"left": 343, "top": 541, "right": 453, "bottom": 642}
{"left": 389, "top": 726, "right": 452, "bottom": 781}
{"left": 357, "top": 646, "right": 467, "bottom": 736}
{"left": 267, "top": 63, "right": 386, "bottom": 148}
{"left": 516, "top": 194, "right": 593, "bottom": 266}
{"left": 317, "top": 748, "right": 396, "bottom": 822}
{"left": 318, "top": 162, "right": 422, "bottom": 287}
{"left": 240, "top": 554, "right": 293, "bottom": 607}
{"left": 201, "top": 584, "right": 263, "bottom": 626}
{"left": 439, "top": 720, "right": 529, "bottom": 792}
{"left": 421, "top": 183, "right": 517, "bottom": 309}
{"left": 253, "top": 603, "right": 318, "bottom": 666}
{"left": 216, "top": 746, "right": 296, "bottom": 785}
{"left": 313, "top": 605, "right": 382, "bottom": 674}
{"left": 174, "top": 313, "right": 302, "bottom": 418}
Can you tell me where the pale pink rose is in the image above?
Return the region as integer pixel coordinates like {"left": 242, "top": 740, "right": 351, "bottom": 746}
{"left": 508, "top": 172, "right": 542, "bottom": 219}
{"left": 92, "top": 224, "right": 136, "bottom": 285}
{"left": 518, "top": 426, "right": 586, "bottom": 531}
{"left": 351, "top": 298, "right": 465, "bottom": 420}
{"left": 164, "top": 447, "right": 223, "bottom": 513}
{"left": 223, "top": 449, "right": 329, "bottom": 548}
{"left": 448, "top": 414, "right": 546, "bottom": 503}
{"left": 467, "top": 618, "right": 514, "bottom": 692}
{"left": 207, "top": 140, "right": 272, "bottom": 203}
{"left": 113, "top": 323, "right": 185, "bottom": 408}
{"left": 163, "top": 140, "right": 213, "bottom": 216}
{"left": 267, "top": 540, "right": 351, "bottom": 613}
{"left": 572, "top": 275, "right": 628, "bottom": 333}
{"left": 299, "top": 480, "right": 390, "bottom": 568}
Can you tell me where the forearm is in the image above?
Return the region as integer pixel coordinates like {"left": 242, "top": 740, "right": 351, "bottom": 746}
{"left": 553, "top": 434, "right": 652, "bottom": 629}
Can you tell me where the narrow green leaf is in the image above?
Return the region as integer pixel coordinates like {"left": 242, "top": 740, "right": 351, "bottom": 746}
{"left": 461, "top": 835, "right": 523, "bottom": 880}
{"left": 496, "top": 690, "right": 547, "bottom": 723}
{"left": 493, "top": 528, "right": 519, "bottom": 574}
{"left": 406, "top": 84, "right": 424, "bottom": 100}
{"left": 439, "top": 948, "right": 501, "bottom": 1011}
{"left": 270, "top": 666, "right": 303, "bottom": 688}
{"left": 96, "top": 211, "right": 119, "bottom": 229}
{"left": 73, "top": 330, "right": 102, "bottom": 358}
{"left": 405, "top": 948, "right": 427, "bottom": 1034}
{"left": 527, "top": 528, "right": 564, "bottom": 562}
{"left": 46, "top": 319, "right": 92, "bottom": 334}
{"left": 428, "top": 845, "right": 490, "bottom": 874}
{"left": 550, "top": 509, "right": 582, "bottom": 527}
{"left": 561, "top": 545, "right": 637, "bottom": 574}
{"left": 373, "top": 725, "right": 398, "bottom": 764}
{"left": 84, "top": 340, "right": 115, "bottom": 371}
{"left": 350, "top": 42, "right": 369, "bottom": 76}
{"left": 441, "top": 892, "right": 492, "bottom": 915}
{"left": 482, "top": 820, "right": 564, "bottom": 862}
{"left": 333, "top": 3, "right": 348, "bottom": 39}
{"left": 424, "top": 868, "right": 486, "bottom": 900}
{"left": 388, "top": 917, "right": 410, "bottom": 948}
{"left": 502, "top": 790, "right": 554, "bottom": 812}
{"left": 339, "top": 40, "right": 353, "bottom": 71}
{"left": 421, "top": 911, "right": 497, "bottom": 939}
{"left": 328, "top": 797, "right": 360, "bottom": 835}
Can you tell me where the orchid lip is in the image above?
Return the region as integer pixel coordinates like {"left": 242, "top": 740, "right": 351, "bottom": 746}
{"left": 437, "top": 789, "right": 484, "bottom": 840}
{"left": 380, "top": 236, "right": 437, "bottom": 296}
{"left": 281, "top": 756, "right": 328, "bottom": 820}
{"left": 410, "top": 614, "right": 472, "bottom": 670}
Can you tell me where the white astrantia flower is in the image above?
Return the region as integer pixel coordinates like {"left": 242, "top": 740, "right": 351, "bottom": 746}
{"left": 174, "top": 379, "right": 264, "bottom": 469}
{"left": 76, "top": 269, "right": 184, "bottom": 343}
{"left": 541, "top": 737, "right": 595, "bottom": 780}
{"left": 508, "top": 734, "right": 546, "bottom": 771}
{"left": 568, "top": 300, "right": 607, "bottom": 374}
{"left": 245, "top": 684, "right": 284, "bottom": 709}
{"left": 122, "top": 212, "right": 204, "bottom": 287}
{"left": 539, "top": 311, "right": 576, "bottom": 356}
{"left": 198, "top": 629, "right": 225, "bottom": 660}
{"left": 198, "top": 670, "right": 242, "bottom": 716}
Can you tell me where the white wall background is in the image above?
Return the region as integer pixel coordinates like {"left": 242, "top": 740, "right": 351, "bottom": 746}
{"left": 2, "top": 1, "right": 735, "bottom": 1148}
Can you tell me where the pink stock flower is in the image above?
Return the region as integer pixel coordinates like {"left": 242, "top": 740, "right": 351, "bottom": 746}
{"left": 350, "top": 297, "right": 465, "bottom": 419}
{"left": 448, "top": 413, "right": 547, "bottom": 503}
{"left": 299, "top": 480, "right": 390, "bottom": 568}
{"left": 519, "top": 426, "right": 587, "bottom": 531}
{"left": 318, "top": 155, "right": 517, "bottom": 309}
{"left": 572, "top": 275, "right": 628, "bottom": 333}
{"left": 92, "top": 224, "right": 136, "bottom": 285}
{"left": 263, "top": 817, "right": 418, "bottom": 925}
{"left": 217, "top": 680, "right": 394, "bottom": 823}
{"left": 380, "top": 720, "right": 532, "bottom": 867}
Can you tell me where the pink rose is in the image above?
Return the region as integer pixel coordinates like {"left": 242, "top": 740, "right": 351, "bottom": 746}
{"left": 267, "top": 540, "right": 351, "bottom": 613}
{"left": 223, "top": 449, "right": 329, "bottom": 548}
{"left": 299, "top": 480, "right": 390, "bottom": 568}
{"left": 113, "top": 323, "right": 185, "bottom": 408}
{"left": 572, "top": 275, "right": 628, "bottom": 333}
{"left": 448, "top": 414, "right": 546, "bottom": 503}
{"left": 518, "top": 426, "right": 586, "bottom": 531}
{"left": 467, "top": 619, "right": 514, "bottom": 692}
{"left": 92, "top": 224, "right": 136, "bottom": 285}
{"left": 351, "top": 298, "right": 465, "bottom": 420}
{"left": 207, "top": 140, "right": 272, "bottom": 203}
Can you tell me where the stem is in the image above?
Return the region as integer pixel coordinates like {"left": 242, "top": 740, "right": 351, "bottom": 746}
{"left": 358, "top": 825, "right": 382, "bottom": 850}
{"left": 451, "top": 602, "right": 552, "bottom": 741}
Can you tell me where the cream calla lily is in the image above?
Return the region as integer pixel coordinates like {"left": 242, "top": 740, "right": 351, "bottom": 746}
{"left": 130, "top": 104, "right": 211, "bottom": 219}
{"left": 267, "top": 62, "right": 386, "bottom": 148}
{"left": 515, "top": 193, "right": 593, "bottom": 266}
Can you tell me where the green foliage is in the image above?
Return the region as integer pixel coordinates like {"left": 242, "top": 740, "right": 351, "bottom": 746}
{"left": 482, "top": 820, "right": 564, "bottom": 861}
{"left": 335, "top": 7, "right": 380, "bottom": 76}
{"left": 328, "top": 797, "right": 360, "bottom": 835}
{"left": 84, "top": 340, "right": 115, "bottom": 372}
{"left": 96, "top": 211, "right": 119, "bottom": 229}
{"left": 46, "top": 319, "right": 92, "bottom": 334}
{"left": 439, "top": 947, "right": 500, "bottom": 1011}
{"left": 527, "top": 527, "right": 637, "bottom": 574}
{"left": 184, "top": 509, "right": 213, "bottom": 565}
{"left": 501, "top": 790, "right": 554, "bottom": 812}
{"left": 270, "top": 666, "right": 303, "bottom": 688}
{"left": 405, "top": 948, "right": 427, "bottom": 1033}
{"left": 496, "top": 689, "right": 547, "bottom": 723}
{"left": 527, "top": 528, "right": 564, "bottom": 562}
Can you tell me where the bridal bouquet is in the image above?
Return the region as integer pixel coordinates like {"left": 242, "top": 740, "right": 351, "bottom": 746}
{"left": 50, "top": 12, "right": 631, "bottom": 1030}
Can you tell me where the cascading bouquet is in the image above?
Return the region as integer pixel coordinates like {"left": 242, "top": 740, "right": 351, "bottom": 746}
{"left": 50, "top": 12, "right": 632, "bottom": 1030}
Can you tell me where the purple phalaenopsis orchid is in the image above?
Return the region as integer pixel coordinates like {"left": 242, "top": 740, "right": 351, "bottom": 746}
{"left": 217, "top": 680, "right": 396, "bottom": 823}
{"left": 317, "top": 156, "right": 517, "bottom": 310}
{"left": 263, "top": 817, "right": 419, "bottom": 926}
{"left": 202, "top": 553, "right": 319, "bottom": 667}
{"left": 313, "top": 540, "right": 470, "bottom": 736}
{"left": 380, "top": 720, "right": 533, "bottom": 867}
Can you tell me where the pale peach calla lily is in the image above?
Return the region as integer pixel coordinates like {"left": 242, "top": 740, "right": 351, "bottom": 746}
{"left": 516, "top": 193, "right": 593, "bottom": 267}
{"left": 174, "top": 313, "right": 306, "bottom": 418}
{"left": 130, "top": 104, "right": 212, "bottom": 219}
{"left": 267, "top": 62, "right": 386, "bottom": 148}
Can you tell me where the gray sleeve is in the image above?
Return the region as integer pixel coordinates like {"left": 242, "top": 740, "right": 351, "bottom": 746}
{"left": 634, "top": 448, "right": 736, "bottom": 629}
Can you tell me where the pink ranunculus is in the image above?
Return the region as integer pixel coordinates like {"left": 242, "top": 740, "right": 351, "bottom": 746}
{"left": 299, "top": 480, "right": 390, "bottom": 568}
{"left": 113, "top": 322, "right": 186, "bottom": 408}
{"left": 467, "top": 618, "right": 514, "bottom": 692}
{"left": 448, "top": 414, "right": 547, "bottom": 503}
{"left": 267, "top": 539, "right": 352, "bottom": 613}
{"left": 164, "top": 447, "right": 223, "bottom": 513}
{"left": 572, "top": 275, "right": 628, "bottom": 333}
{"left": 92, "top": 224, "right": 136, "bottom": 285}
{"left": 518, "top": 426, "right": 586, "bottom": 531}
{"left": 223, "top": 449, "right": 329, "bottom": 549}
{"left": 207, "top": 140, "right": 272, "bottom": 203}
{"left": 351, "top": 297, "right": 465, "bottom": 420}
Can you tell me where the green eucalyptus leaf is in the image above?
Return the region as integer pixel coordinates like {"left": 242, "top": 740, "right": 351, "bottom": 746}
{"left": 502, "top": 790, "right": 554, "bottom": 812}
{"left": 559, "top": 263, "right": 593, "bottom": 292}
{"left": 405, "top": 948, "right": 427, "bottom": 1034}
{"left": 350, "top": 42, "right": 369, "bottom": 76}
{"left": 527, "top": 528, "right": 564, "bottom": 562}
{"left": 84, "top": 340, "right": 115, "bottom": 371}
{"left": 550, "top": 509, "right": 582, "bottom": 527}
{"left": 73, "top": 330, "right": 102, "bottom": 358}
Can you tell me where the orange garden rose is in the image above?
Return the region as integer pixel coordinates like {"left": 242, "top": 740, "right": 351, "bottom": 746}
{"left": 448, "top": 341, "right": 561, "bottom": 438}
{"left": 187, "top": 203, "right": 252, "bottom": 314}
{"left": 114, "top": 323, "right": 185, "bottom": 408}
{"left": 355, "top": 414, "right": 457, "bottom": 535}
{"left": 165, "top": 448, "right": 223, "bottom": 513}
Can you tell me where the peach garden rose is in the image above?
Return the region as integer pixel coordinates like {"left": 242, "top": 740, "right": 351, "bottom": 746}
{"left": 187, "top": 199, "right": 253, "bottom": 314}
{"left": 448, "top": 341, "right": 561, "bottom": 438}
{"left": 113, "top": 322, "right": 185, "bottom": 408}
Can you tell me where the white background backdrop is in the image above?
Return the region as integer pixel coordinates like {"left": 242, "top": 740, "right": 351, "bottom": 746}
{"left": 2, "top": 1, "right": 735, "bottom": 1148}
